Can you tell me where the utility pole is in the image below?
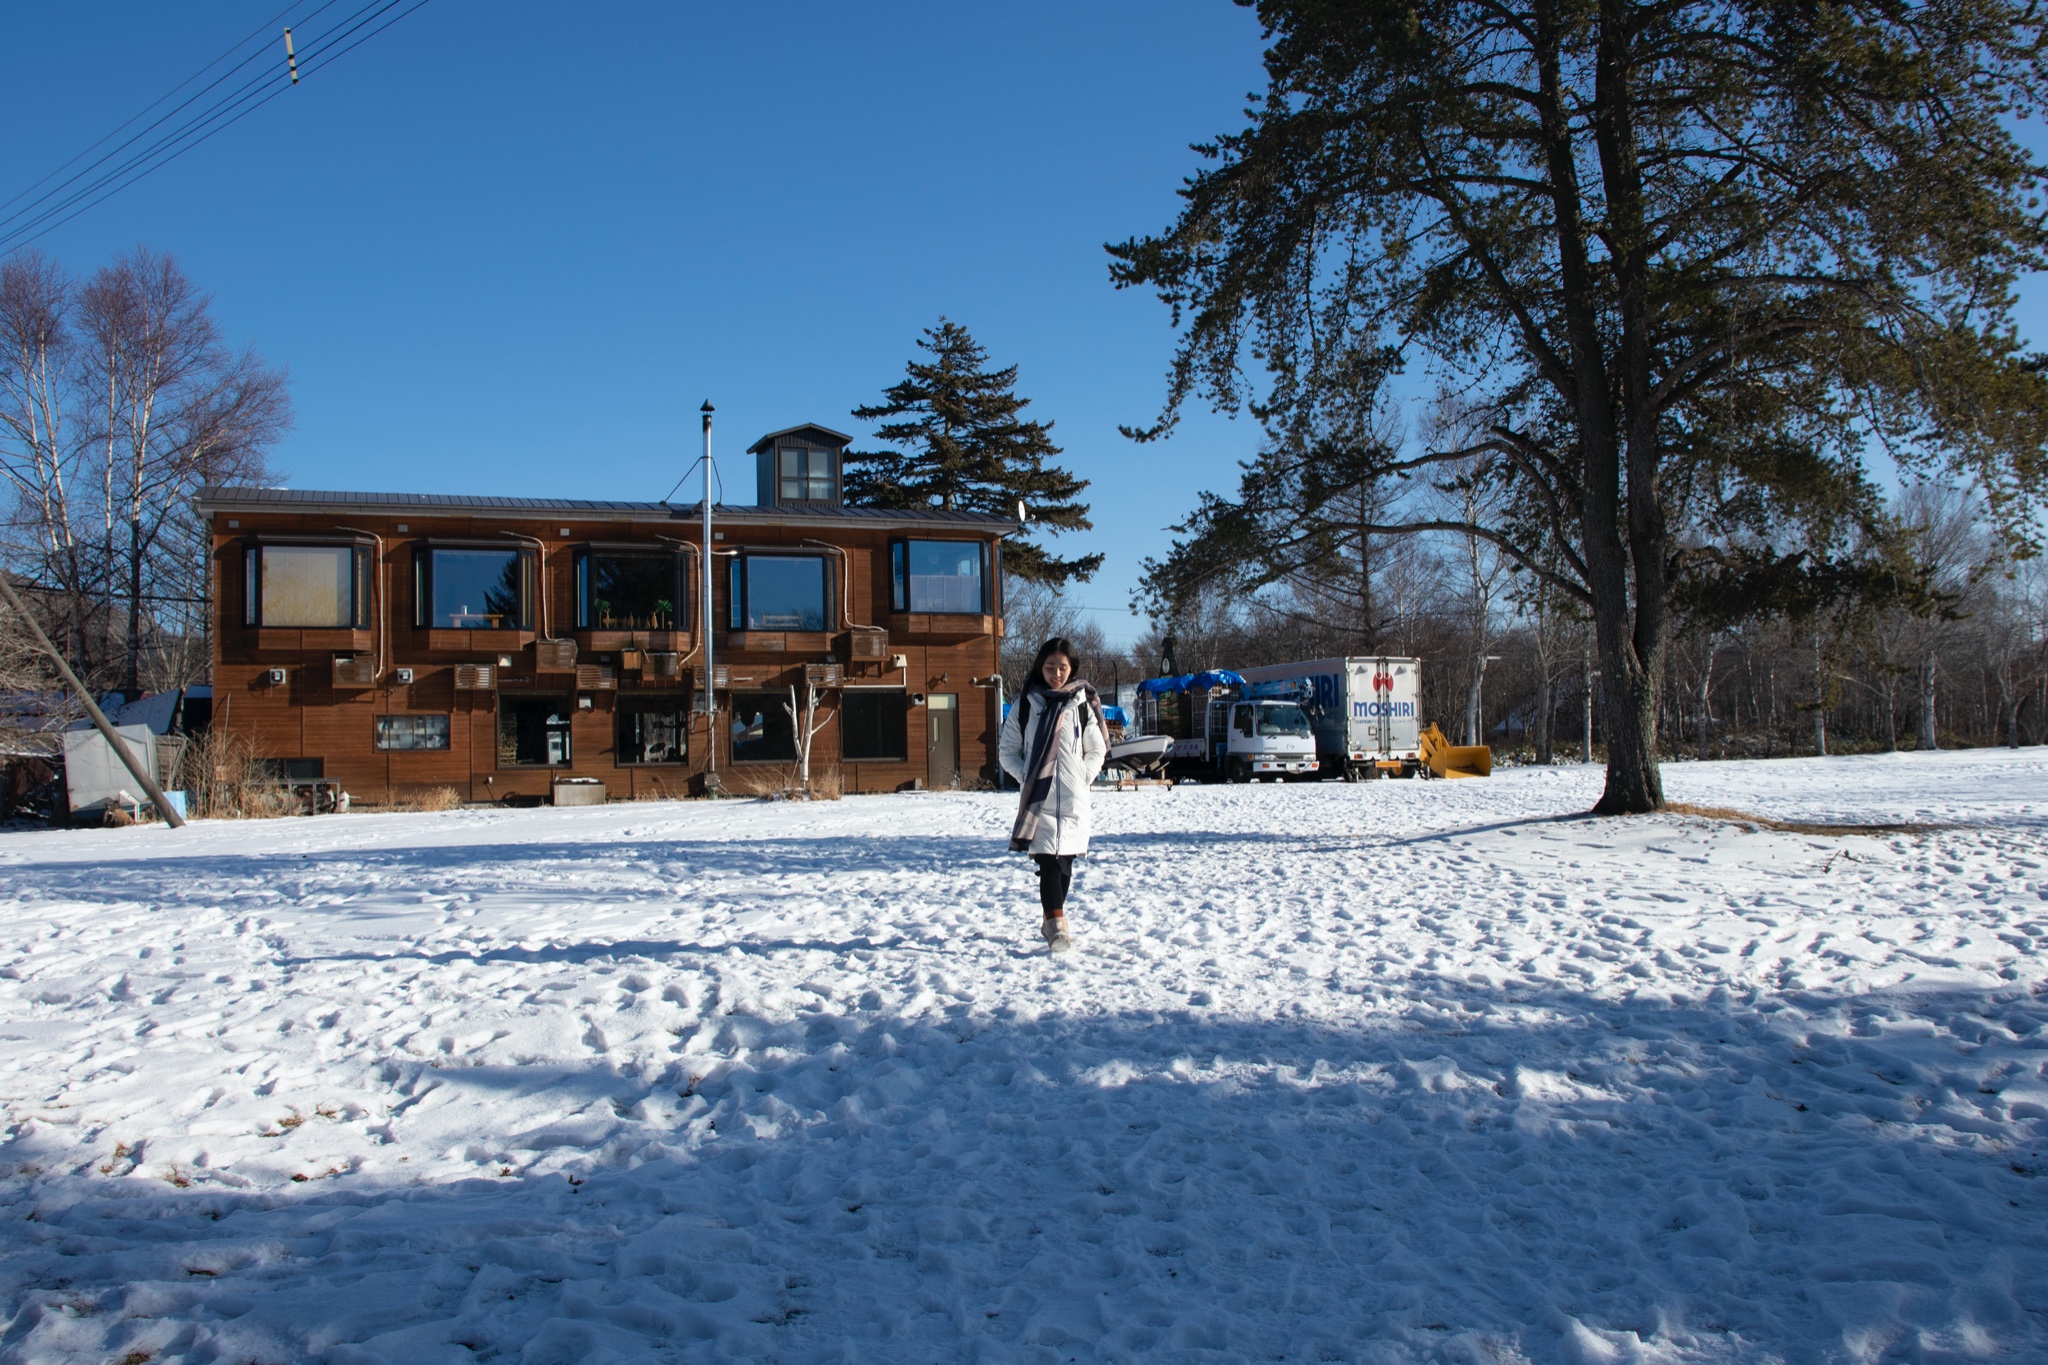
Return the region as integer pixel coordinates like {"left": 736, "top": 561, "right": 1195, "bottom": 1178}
{"left": 0, "top": 571, "right": 185, "bottom": 826}
{"left": 700, "top": 400, "right": 719, "bottom": 796}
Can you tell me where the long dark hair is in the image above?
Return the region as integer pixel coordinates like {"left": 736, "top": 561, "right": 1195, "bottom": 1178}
{"left": 1024, "top": 636, "right": 1080, "bottom": 695}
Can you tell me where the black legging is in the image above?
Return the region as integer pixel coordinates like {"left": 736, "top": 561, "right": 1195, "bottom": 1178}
{"left": 1033, "top": 854, "right": 1075, "bottom": 915}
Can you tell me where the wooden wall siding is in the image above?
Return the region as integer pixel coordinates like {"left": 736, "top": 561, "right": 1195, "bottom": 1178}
{"left": 211, "top": 509, "right": 1004, "bottom": 802}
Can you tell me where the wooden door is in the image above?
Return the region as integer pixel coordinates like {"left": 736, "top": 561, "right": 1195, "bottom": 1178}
{"left": 927, "top": 693, "right": 959, "bottom": 789}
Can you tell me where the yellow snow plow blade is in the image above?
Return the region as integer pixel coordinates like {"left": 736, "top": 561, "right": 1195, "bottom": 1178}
{"left": 1419, "top": 723, "right": 1492, "bottom": 779}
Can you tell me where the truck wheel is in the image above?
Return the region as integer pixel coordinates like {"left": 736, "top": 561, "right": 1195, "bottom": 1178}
{"left": 1227, "top": 758, "right": 1249, "bottom": 784}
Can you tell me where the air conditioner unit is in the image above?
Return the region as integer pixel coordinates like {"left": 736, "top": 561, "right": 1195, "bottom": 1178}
{"left": 647, "top": 651, "right": 682, "bottom": 679}
{"left": 265, "top": 668, "right": 286, "bottom": 685}
{"left": 804, "top": 663, "right": 843, "bottom": 688}
{"left": 575, "top": 663, "right": 616, "bottom": 691}
{"left": 454, "top": 664, "right": 495, "bottom": 690}
{"left": 694, "top": 664, "right": 730, "bottom": 692}
{"left": 849, "top": 630, "right": 889, "bottom": 660}
{"left": 534, "top": 640, "right": 577, "bottom": 671}
{"left": 332, "top": 656, "right": 377, "bottom": 688}
{"left": 394, "top": 667, "right": 415, "bottom": 685}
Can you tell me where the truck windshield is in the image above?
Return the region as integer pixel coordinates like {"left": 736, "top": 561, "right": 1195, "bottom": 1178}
{"left": 1257, "top": 704, "right": 1313, "bottom": 737}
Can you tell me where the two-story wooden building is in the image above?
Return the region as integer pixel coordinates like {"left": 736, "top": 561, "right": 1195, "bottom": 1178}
{"left": 198, "top": 423, "right": 1015, "bottom": 803}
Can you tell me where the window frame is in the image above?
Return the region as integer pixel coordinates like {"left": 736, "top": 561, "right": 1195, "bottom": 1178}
{"left": 573, "top": 546, "right": 689, "bottom": 632}
{"left": 727, "top": 551, "right": 835, "bottom": 633}
{"left": 840, "top": 687, "right": 908, "bottom": 762}
{"left": 776, "top": 442, "right": 838, "bottom": 504}
{"left": 496, "top": 691, "right": 574, "bottom": 767}
{"left": 889, "top": 538, "right": 992, "bottom": 616}
{"left": 413, "top": 543, "right": 536, "bottom": 631}
{"left": 241, "top": 539, "right": 371, "bottom": 629}
{"left": 374, "top": 714, "right": 452, "bottom": 751}
{"left": 728, "top": 690, "right": 799, "bottom": 764}
{"left": 615, "top": 693, "right": 691, "bottom": 766}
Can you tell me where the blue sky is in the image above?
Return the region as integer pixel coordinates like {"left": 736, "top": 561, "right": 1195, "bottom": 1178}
{"left": 8, "top": 5, "right": 2047, "bottom": 650}
{"left": 0, "top": 2, "right": 1272, "bottom": 648}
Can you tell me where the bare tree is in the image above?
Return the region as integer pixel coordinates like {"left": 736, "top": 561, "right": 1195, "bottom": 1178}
{"left": 77, "top": 250, "right": 289, "bottom": 697}
{"left": 782, "top": 680, "right": 836, "bottom": 794}
{"left": 1002, "top": 579, "right": 1128, "bottom": 698}
{"left": 1887, "top": 482, "right": 1989, "bottom": 752}
{"left": 0, "top": 252, "right": 103, "bottom": 683}
{"left": 1982, "top": 558, "right": 2047, "bottom": 747}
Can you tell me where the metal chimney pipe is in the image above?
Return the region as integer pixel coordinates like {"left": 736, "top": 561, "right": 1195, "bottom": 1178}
{"left": 700, "top": 401, "right": 717, "bottom": 789}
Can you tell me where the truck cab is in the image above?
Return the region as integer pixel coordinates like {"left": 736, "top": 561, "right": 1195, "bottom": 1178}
{"left": 1213, "top": 698, "right": 1318, "bottom": 780}
{"left": 1138, "top": 671, "right": 1321, "bottom": 782}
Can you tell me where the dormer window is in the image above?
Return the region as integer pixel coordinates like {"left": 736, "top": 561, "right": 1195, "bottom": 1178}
{"left": 778, "top": 443, "right": 836, "bottom": 503}
{"left": 749, "top": 423, "right": 851, "bottom": 507}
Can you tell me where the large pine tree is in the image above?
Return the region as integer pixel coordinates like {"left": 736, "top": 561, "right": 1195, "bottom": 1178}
{"left": 847, "top": 319, "right": 1101, "bottom": 586}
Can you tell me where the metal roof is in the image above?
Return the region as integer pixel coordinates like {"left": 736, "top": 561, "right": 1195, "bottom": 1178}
{"left": 745, "top": 422, "right": 855, "bottom": 454}
{"left": 194, "top": 484, "right": 1018, "bottom": 531}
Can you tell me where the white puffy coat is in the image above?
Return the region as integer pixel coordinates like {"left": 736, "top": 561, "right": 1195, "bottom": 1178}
{"left": 999, "top": 689, "right": 1107, "bottom": 856}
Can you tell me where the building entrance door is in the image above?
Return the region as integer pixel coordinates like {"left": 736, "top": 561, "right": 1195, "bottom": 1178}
{"left": 927, "top": 693, "right": 959, "bottom": 789}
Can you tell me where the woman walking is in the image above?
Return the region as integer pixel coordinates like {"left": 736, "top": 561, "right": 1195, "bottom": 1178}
{"left": 999, "top": 637, "right": 1107, "bottom": 953}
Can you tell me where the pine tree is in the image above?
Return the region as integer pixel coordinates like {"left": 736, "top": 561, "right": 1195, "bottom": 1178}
{"left": 847, "top": 319, "right": 1101, "bottom": 586}
{"left": 1108, "top": 0, "right": 2048, "bottom": 814}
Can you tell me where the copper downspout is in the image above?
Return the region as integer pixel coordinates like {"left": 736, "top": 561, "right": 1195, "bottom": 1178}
{"left": 498, "top": 531, "right": 554, "bottom": 640}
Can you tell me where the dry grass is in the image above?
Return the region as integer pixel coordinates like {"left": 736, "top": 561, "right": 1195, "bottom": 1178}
{"left": 385, "top": 785, "right": 463, "bottom": 813}
{"left": 717, "top": 764, "right": 843, "bottom": 801}
{"left": 1661, "top": 800, "right": 1959, "bottom": 837}
{"left": 797, "top": 766, "right": 843, "bottom": 801}
{"left": 183, "top": 724, "right": 294, "bottom": 819}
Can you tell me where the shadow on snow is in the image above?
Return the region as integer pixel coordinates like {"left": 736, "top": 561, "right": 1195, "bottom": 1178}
{"left": 2, "top": 973, "right": 2044, "bottom": 1364}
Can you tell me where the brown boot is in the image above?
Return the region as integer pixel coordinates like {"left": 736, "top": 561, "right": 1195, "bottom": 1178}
{"left": 1041, "top": 915, "right": 1071, "bottom": 954}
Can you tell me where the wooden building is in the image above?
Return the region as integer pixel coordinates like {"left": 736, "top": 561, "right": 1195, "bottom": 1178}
{"left": 198, "top": 423, "right": 1015, "bottom": 804}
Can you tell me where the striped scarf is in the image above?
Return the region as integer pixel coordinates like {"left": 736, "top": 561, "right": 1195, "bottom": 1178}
{"left": 1009, "top": 680, "right": 1105, "bottom": 852}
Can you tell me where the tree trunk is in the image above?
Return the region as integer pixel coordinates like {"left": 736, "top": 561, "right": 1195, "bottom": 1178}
{"left": 1534, "top": 654, "right": 1553, "bottom": 764}
{"left": 1465, "top": 653, "right": 1486, "bottom": 747}
{"left": 1812, "top": 632, "right": 1827, "bottom": 756}
{"left": 1917, "top": 650, "right": 1939, "bottom": 750}
{"left": 1592, "top": 635, "right": 1662, "bottom": 813}
{"left": 125, "top": 512, "right": 142, "bottom": 698}
{"left": 1581, "top": 642, "right": 1594, "bottom": 764}
{"left": 1695, "top": 636, "right": 1715, "bottom": 760}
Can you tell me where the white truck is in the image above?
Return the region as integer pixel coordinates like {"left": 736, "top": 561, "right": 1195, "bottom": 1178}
{"left": 1133, "top": 670, "right": 1320, "bottom": 783}
{"left": 1236, "top": 657, "right": 1425, "bottom": 780}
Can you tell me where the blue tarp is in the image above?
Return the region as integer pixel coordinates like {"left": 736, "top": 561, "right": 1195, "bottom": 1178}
{"left": 1135, "top": 670, "right": 1245, "bottom": 695}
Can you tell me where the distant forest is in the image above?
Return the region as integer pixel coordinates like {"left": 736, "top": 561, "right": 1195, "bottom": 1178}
{"left": 1006, "top": 476, "right": 2046, "bottom": 763}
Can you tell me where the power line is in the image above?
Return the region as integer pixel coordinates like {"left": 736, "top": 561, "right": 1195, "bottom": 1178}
{"left": 0, "top": 0, "right": 425, "bottom": 251}
{"left": 0, "top": 0, "right": 362, "bottom": 244}
{"left": 0, "top": 1, "right": 313, "bottom": 222}
{"left": 0, "top": 0, "right": 434, "bottom": 256}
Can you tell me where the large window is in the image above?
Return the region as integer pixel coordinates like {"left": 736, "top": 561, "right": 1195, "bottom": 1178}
{"left": 617, "top": 696, "right": 688, "bottom": 764}
{"left": 778, "top": 444, "right": 835, "bottom": 502}
{"left": 498, "top": 694, "right": 571, "bottom": 766}
{"left": 244, "top": 544, "right": 368, "bottom": 628}
{"left": 730, "top": 691, "right": 797, "bottom": 762}
{"left": 577, "top": 551, "right": 685, "bottom": 631}
{"left": 375, "top": 715, "right": 451, "bottom": 751}
{"left": 841, "top": 690, "right": 907, "bottom": 761}
{"left": 728, "top": 554, "right": 830, "bottom": 632}
{"left": 890, "top": 540, "right": 988, "bottom": 614}
{"left": 416, "top": 547, "right": 531, "bottom": 629}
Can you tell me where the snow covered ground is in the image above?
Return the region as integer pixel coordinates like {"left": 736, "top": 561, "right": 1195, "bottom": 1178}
{"left": 1, "top": 749, "right": 2045, "bottom": 1364}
